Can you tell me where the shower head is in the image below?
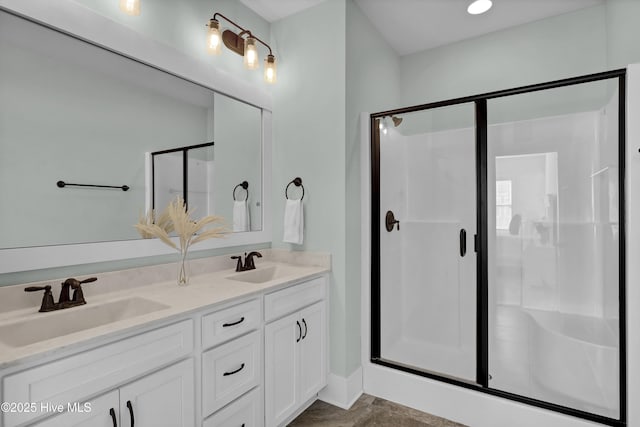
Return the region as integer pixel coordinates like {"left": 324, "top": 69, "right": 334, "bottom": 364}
{"left": 392, "top": 116, "right": 403, "bottom": 127}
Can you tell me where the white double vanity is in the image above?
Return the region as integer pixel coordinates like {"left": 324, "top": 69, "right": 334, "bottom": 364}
{"left": 0, "top": 251, "right": 330, "bottom": 427}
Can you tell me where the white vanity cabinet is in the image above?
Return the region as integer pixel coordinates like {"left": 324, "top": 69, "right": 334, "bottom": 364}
{"left": 2, "top": 320, "right": 194, "bottom": 427}
{"left": 1, "top": 270, "right": 329, "bottom": 427}
{"left": 264, "top": 277, "right": 327, "bottom": 427}
{"left": 31, "top": 359, "right": 194, "bottom": 427}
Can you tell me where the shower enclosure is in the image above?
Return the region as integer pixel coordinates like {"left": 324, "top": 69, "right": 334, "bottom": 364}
{"left": 370, "top": 70, "right": 625, "bottom": 426}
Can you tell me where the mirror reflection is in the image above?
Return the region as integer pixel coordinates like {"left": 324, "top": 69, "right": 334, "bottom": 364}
{"left": 0, "top": 10, "right": 263, "bottom": 249}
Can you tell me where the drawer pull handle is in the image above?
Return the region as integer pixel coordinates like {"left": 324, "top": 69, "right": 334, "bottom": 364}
{"left": 126, "top": 400, "right": 135, "bottom": 427}
{"left": 223, "top": 316, "right": 245, "bottom": 327}
{"left": 223, "top": 363, "right": 245, "bottom": 376}
{"left": 296, "top": 320, "right": 302, "bottom": 342}
{"left": 302, "top": 318, "right": 308, "bottom": 340}
{"left": 110, "top": 408, "right": 117, "bottom": 427}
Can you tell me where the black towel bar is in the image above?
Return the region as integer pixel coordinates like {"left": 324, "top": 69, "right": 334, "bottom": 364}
{"left": 285, "top": 177, "right": 304, "bottom": 200}
{"left": 57, "top": 180, "right": 129, "bottom": 191}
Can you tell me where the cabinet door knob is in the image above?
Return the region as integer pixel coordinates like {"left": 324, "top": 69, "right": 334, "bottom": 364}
{"left": 301, "top": 318, "right": 308, "bottom": 340}
{"left": 296, "top": 321, "right": 302, "bottom": 342}
{"left": 110, "top": 408, "right": 117, "bottom": 427}
{"left": 126, "top": 400, "right": 135, "bottom": 427}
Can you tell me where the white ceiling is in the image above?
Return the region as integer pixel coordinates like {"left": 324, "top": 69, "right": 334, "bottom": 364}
{"left": 355, "top": 0, "right": 605, "bottom": 55}
{"left": 241, "top": 0, "right": 604, "bottom": 56}
{"left": 239, "top": 0, "right": 327, "bottom": 23}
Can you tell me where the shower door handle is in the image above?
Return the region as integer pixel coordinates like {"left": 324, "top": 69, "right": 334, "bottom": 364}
{"left": 460, "top": 229, "right": 467, "bottom": 257}
{"left": 385, "top": 210, "right": 400, "bottom": 232}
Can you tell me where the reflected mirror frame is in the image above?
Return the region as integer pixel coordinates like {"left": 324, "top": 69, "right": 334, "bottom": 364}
{"left": 369, "top": 68, "right": 626, "bottom": 427}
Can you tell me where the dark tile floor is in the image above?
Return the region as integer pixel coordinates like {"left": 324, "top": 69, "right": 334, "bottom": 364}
{"left": 289, "top": 394, "right": 466, "bottom": 427}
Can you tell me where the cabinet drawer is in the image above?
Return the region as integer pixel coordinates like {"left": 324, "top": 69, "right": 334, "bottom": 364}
{"left": 202, "top": 330, "right": 261, "bottom": 417}
{"left": 2, "top": 320, "right": 193, "bottom": 427}
{"left": 264, "top": 276, "right": 325, "bottom": 322}
{"left": 202, "top": 299, "right": 260, "bottom": 350}
{"left": 203, "top": 387, "right": 262, "bottom": 427}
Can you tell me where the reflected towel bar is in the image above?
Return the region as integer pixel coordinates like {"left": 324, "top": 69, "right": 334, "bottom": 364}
{"left": 57, "top": 180, "right": 129, "bottom": 191}
{"left": 233, "top": 181, "right": 249, "bottom": 201}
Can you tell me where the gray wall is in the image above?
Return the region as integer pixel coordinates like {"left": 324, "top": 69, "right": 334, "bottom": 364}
{"left": 270, "top": 0, "right": 348, "bottom": 377}
{"left": 345, "top": 0, "right": 400, "bottom": 377}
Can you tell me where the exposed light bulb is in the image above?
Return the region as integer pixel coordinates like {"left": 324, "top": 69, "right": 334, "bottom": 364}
{"left": 207, "top": 19, "right": 221, "bottom": 55}
{"left": 467, "top": 0, "right": 492, "bottom": 15}
{"left": 243, "top": 37, "right": 259, "bottom": 70}
{"left": 119, "top": 0, "right": 140, "bottom": 16}
{"left": 379, "top": 118, "right": 388, "bottom": 135}
{"left": 264, "top": 55, "right": 277, "bottom": 84}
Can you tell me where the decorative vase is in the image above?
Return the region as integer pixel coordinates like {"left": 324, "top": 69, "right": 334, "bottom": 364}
{"left": 177, "top": 251, "right": 190, "bottom": 286}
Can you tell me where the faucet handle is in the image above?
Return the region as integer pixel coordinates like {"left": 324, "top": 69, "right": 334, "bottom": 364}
{"left": 24, "top": 285, "right": 56, "bottom": 312}
{"left": 25, "top": 285, "right": 51, "bottom": 292}
{"left": 231, "top": 255, "right": 244, "bottom": 272}
{"left": 63, "top": 277, "right": 97, "bottom": 288}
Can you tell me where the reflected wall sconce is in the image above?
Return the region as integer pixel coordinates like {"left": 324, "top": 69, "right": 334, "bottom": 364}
{"left": 119, "top": 0, "right": 140, "bottom": 16}
{"left": 379, "top": 116, "right": 403, "bottom": 135}
{"left": 206, "top": 13, "right": 277, "bottom": 84}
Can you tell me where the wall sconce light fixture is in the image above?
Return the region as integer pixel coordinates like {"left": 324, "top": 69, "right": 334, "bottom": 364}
{"left": 119, "top": 0, "right": 140, "bottom": 16}
{"left": 206, "top": 13, "right": 277, "bottom": 84}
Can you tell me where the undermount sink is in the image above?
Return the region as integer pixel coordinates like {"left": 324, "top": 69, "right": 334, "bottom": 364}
{"left": 226, "top": 265, "right": 290, "bottom": 284}
{"left": 0, "top": 297, "right": 169, "bottom": 348}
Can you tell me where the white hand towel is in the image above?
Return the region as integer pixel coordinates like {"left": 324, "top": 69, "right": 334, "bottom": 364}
{"left": 283, "top": 199, "right": 304, "bottom": 244}
{"left": 233, "top": 200, "right": 250, "bottom": 232}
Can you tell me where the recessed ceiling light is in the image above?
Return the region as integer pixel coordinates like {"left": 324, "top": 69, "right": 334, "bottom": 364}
{"left": 468, "top": 0, "right": 493, "bottom": 15}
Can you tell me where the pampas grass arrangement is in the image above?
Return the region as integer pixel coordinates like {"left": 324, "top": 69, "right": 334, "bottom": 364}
{"left": 135, "top": 196, "right": 227, "bottom": 286}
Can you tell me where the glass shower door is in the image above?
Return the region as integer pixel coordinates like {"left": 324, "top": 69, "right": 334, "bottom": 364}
{"left": 374, "top": 102, "right": 478, "bottom": 382}
{"left": 486, "top": 78, "right": 621, "bottom": 418}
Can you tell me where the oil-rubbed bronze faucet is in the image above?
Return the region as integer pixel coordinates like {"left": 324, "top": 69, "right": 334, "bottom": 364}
{"left": 244, "top": 251, "right": 262, "bottom": 270}
{"left": 25, "top": 277, "right": 97, "bottom": 312}
{"left": 230, "top": 251, "right": 262, "bottom": 272}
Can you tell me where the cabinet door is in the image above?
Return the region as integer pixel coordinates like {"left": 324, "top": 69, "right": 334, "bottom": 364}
{"left": 119, "top": 358, "right": 194, "bottom": 427}
{"left": 31, "top": 390, "right": 119, "bottom": 427}
{"left": 298, "top": 301, "right": 327, "bottom": 403}
{"left": 264, "top": 311, "right": 300, "bottom": 427}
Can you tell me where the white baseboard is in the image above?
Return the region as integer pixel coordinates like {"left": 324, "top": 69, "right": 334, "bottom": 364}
{"left": 318, "top": 366, "right": 363, "bottom": 409}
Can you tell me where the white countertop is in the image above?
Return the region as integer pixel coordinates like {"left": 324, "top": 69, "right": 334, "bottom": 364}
{"left": 0, "top": 259, "right": 329, "bottom": 370}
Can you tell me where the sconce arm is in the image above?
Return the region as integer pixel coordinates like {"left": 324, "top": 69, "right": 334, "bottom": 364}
{"left": 211, "top": 12, "right": 273, "bottom": 56}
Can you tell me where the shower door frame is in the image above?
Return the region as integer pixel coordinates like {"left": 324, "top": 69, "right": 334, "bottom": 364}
{"left": 370, "top": 68, "right": 627, "bottom": 427}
